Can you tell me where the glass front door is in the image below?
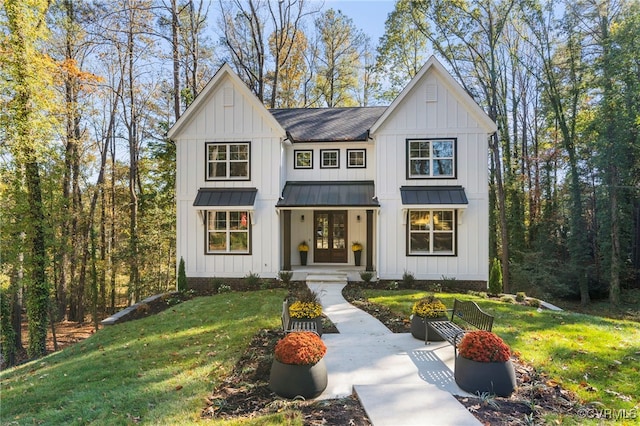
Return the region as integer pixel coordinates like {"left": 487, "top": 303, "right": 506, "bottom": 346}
{"left": 314, "top": 211, "right": 347, "bottom": 263}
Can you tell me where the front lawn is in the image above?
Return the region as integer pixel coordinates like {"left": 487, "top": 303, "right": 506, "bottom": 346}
{"left": 363, "top": 290, "right": 640, "bottom": 423}
{"left": 0, "top": 290, "right": 293, "bottom": 425}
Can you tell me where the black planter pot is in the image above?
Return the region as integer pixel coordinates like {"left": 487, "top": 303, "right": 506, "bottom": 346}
{"left": 354, "top": 250, "right": 362, "bottom": 266}
{"left": 300, "top": 251, "right": 308, "bottom": 266}
{"left": 269, "top": 358, "right": 328, "bottom": 399}
{"left": 411, "top": 315, "right": 447, "bottom": 341}
{"left": 454, "top": 355, "right": 516, "bottom": 397}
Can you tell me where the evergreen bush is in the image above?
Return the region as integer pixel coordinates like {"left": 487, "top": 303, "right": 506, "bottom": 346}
{"left": 489, "top": 258, "right": 503, "bottom": 295}
{"left": 177, "top": 257, "right": 187, "bottom": 292}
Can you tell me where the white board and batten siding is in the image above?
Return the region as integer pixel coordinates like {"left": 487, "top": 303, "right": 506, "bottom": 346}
{"left": 371, "top": 62, "right": 493, "bottom": 281}
{"left": 173, "top": 68, "right": 286, "bottom": 279}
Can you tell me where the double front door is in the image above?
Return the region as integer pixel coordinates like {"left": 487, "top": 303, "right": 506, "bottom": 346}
{"left": 314, "top": 211, "right": 347, "bottom": 263}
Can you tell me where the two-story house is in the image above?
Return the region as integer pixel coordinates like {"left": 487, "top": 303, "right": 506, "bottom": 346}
{"left": 167, "top": 56, "right": 497, "bottom": 286}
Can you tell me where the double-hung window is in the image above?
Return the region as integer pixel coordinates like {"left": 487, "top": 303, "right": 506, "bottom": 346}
{"left": 207, "top": 211, "right": 250, "bottom": 253}
{"left": 408, "top": 210, "right": 455, "bottom": 254}
{"left": 407, "top": 139, "right": 455, "bottom": 178}
{"left": 206, "top": 142, "right": 250, "bottom": 180}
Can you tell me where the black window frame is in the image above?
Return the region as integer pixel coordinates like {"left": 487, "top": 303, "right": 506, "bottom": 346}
{"left": 320, "top": 149, "right": 340, "bottom": 169}
{"left": 406, "top": 209, "right": 457, "bottom": 256}
{"left": 205, "top": 141, "right": 251, "bottom": 181}
{"left": 294, "top": 149, "right": 313, "bottom": 169}
{"left": 205, "top": 210, "right": 252, "bottom": 255}
{"left": 347, "top": 149, "right": 366, "bottom": 168}
{"left": 406, "top": 138, "right": 457, "bottom": 179}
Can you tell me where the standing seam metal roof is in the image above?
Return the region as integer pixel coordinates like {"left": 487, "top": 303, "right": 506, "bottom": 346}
{"left": 399, "top": 186, "right": 468, "bottom": 205}
{"left": 193, "top": 188, "right": 258, "bottom": 207}
{"left": 276, "top": 181, "right": 379, "bottom": 207}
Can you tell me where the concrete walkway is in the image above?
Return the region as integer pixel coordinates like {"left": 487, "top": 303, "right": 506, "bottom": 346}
{"left": 306, "top": 274, "right": 481, "bottom": 426}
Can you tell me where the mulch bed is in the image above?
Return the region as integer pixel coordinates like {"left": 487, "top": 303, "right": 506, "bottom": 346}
{"left": 200, "top": 283, "right": 581, "bottom": 424}
{"left": 15, "top": 283, "right": 582, "bottom": 424}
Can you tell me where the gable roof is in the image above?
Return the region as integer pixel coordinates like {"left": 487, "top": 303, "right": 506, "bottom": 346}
{"left": 370, "top": 56, "right": 497, "bottom": 134}
{"left": 271, "top": 107, "right": 386, "bottom": 142}
{"left": 167, "top": 63, "right": 285, "bottom": 140}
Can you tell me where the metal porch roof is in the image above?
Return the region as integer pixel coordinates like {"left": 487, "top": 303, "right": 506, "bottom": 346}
{"left": 193, "top": 188, "right": 257, "bottom": 207}
{"left": 276, "top": 181, "right": 379, "bottom": 207}
{"left": 400, "top": 186, "right": 468, "bottom": 205}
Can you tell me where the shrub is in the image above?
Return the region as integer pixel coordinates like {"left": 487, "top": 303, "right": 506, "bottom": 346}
{"left": 211, "top": 277, "right": 224, "bottom": 292}
{"left": 500, "top": 295, "right": 515, "bottom": 303}
{"left": 359, "top": 271, "right": 374, "bottom": 283}
{"left": 245, "top": 271, "right": 261, "bottom": 287}
{"left": 278, "top": 271, "right": 293, "bottom": 285}
{"left": 428, "top": 282, "right": 443, "bottom": 293}
{"left": 488, "top": 258, "right": 503, "bottom": 295}
{"left": 411, "top": 295, "right": 447, "bottom": 318}
{"left": 515, "top": 292, "right": 527, "bottom": 302}
{"left": 296, "top": 287, "right": 322, "bottom": 304}
{"left": 177, "top": 257, "right": 187, "bottom": 292}
{"left": 402, "top": 270, "right": 415, "bottom": 288}
{"left": 458, "top": 330, "right": 511, "bottom": 363}
{"left": 527, "top": 298, "right": 541, "bottom": 308}
{"left": 274, "top": 332, "right": 327, "bottom": 365}
{"left": 441, "top": 275, "right": 457, "bottom": 288}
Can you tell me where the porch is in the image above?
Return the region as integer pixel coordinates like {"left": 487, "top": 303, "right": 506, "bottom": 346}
{"left": 276, "top": 181, "right": 379, "bottom": 273}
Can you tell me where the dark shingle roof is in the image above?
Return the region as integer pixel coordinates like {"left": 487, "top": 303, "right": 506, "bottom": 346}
{"left": 400, "top": 186, "right": 468, "bottom": 205}
{"left": 276, "top": 181, "right": 379, "bottom": 207}
{"left": 193, "top": 188, "right": 257, "bottom": 207}
{"left": 270, "top": 107, "right": 387, "bottom": 142}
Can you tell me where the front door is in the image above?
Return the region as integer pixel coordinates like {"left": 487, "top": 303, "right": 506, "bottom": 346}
{"left": 314, "top": 211, "right": 347, "bottom": 263}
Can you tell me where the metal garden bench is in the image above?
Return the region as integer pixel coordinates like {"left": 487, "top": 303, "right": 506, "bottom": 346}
{"left": 281, "top": 300, "right": 319, "bottom": 334}
{"left": 426, "top": 299, "right": 494, "bottom": 356}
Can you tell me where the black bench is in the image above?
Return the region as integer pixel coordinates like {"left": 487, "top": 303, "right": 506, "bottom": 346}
{"left": 281, "top": 300, "right": 319, "bottom": 334}
{"left": 426, "top": 299, "right": 494, "bottom": 356}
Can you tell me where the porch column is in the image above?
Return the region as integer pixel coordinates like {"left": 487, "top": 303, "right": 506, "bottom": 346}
{"left": 366, "top": 209, "right": 374, "bottom": 271}
{"left": 283, "top": 210, "right": 291, "bottom": 270}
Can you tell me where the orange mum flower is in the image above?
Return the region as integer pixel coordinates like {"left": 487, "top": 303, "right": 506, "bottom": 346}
{"left": 275, "top": 332, "right": 327, "bottom": 365}
{"left": 458, "top": 330, "right": 511, "bottom": 363}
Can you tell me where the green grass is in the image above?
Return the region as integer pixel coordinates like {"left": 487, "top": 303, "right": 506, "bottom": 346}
{"left": 363, "top": 290, "right": 640, "bottom": 424}
{"left": 3, "top": 289, "right": 638, "bottom": 425}
{"left": 0, "top": 290, "right": 302, "bottom": 426}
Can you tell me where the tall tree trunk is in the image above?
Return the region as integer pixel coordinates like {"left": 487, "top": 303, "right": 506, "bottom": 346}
{"left": 24, "top": 159, "right": 49, "bottom": 357}
{"left": 490, "top": 132, "right": 511, "bottom": 293}
{"left": 171, "top": 0, "right": 181, "bottom": 120}
{"left": 127, "top": 19, "right": 140, "bottom": 304}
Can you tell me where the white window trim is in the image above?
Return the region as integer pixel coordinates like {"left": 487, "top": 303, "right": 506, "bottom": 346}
{"left": 347, "top": 149, "right": 366, "bottom": 168}
{"left": 206, "top": 142, "right": 250, "bottom": 180}
{"left": 320, "top": 149, "right": 340, "bottom": 169}
{"left": 205, "top": 210, "right": 251, "bottom": 254}
{"left": 407, "top": 138, "right": 456, "bottom": 179}
{"left": 406, "top": 208, "right": 457, "bottom": 255}
{"left": 294, "top": 150, "right": 313, "bottom": 169}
